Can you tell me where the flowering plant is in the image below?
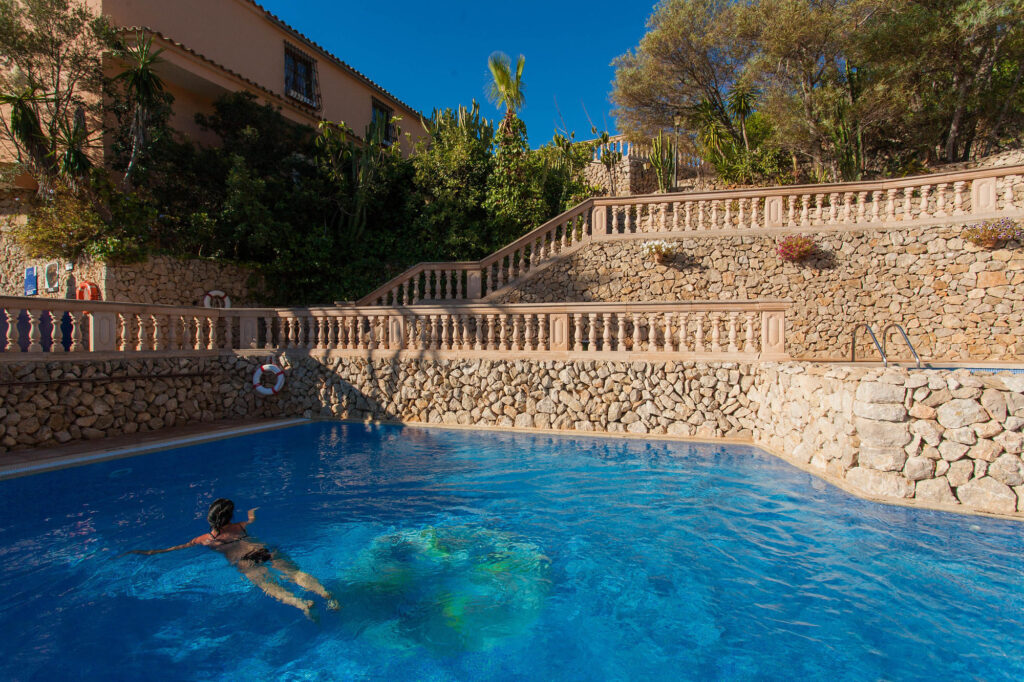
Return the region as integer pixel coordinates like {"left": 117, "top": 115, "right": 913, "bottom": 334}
{"left": 776, "top": 235, "right": 816, "bottom": 262}
{"left": 962, "top": 217, "right": 1023, "bottom": 248}
{"left": 641, "top": 240, "right": 678, "bottom": 260}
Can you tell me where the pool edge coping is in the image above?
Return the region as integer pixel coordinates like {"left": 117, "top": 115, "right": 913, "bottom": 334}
{"left": 0, "top": 418, "right": 311, "bottom": 480}
{"left": 4, "top": 415, "right": 1021, "bottom": 523}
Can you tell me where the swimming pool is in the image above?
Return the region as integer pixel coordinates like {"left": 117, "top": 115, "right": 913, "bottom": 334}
{"left": 2, "top": 422, "right": 1023, "bottom": 680}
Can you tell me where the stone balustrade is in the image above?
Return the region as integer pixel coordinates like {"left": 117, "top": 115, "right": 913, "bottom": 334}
{"left": 1, "top": 296, "right": 222, "bottom": 356}
{"left": 228, "top": 301, "right": 789, "bottom": 360}
{"left": 589, "top": 134, "right": 704, "bottom": 169}
{"left": 0, "top": 297, "right": 790, "bottom": 361}
{"left": 357, "top": 164, "right": 1024, "bottom": 305}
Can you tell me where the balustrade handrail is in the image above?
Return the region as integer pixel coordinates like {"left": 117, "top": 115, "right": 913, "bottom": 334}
{"left": 2, "top": 298, "right": 791, "bottom": 360}
{"left": 355, "top": 163, "right": 1024, "bottom": 306}
{"left": 591, "top": 163, "right": 1024, "bottom": 206}
{"left": 0, "top": 295, "right": 216, "bottom": 315}
{"left": 224, "top": 300, "right": 789, "bottom": 317}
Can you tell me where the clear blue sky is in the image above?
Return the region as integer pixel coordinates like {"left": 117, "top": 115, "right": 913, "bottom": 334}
{"left": 257, "top": 0, "right": 655, "bottom": 145}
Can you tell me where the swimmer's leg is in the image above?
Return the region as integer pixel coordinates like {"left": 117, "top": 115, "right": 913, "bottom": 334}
{"left": 271, "top": 558, "right": 336, "bottom": 608}
{"left": 241, "top": 565, "right": 314, "bottom": 615}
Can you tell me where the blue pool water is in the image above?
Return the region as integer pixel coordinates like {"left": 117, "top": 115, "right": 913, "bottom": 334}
{"left": 2, "top": 422, "right": 1023, "bottom": 681}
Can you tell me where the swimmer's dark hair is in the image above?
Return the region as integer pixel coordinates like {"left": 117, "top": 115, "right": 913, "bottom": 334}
{"left": 207, "top": 498, "right": 234, "bottom": 533}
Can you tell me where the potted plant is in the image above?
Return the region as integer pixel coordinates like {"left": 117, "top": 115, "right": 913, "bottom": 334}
{"left": 642, "top": 240, "right": 678, "bottom": 264}
{"left": 962, "top": 217, "right": 1023, "bottom": 249}
{"left": 776, "top": 235, "right": 816, "bottom": 262}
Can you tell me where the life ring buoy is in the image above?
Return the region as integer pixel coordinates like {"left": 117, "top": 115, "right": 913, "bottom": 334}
{"left": 252, "top": 363, "right": 285, "bottom": 396}
{"left": 76, "top": 281, "right": 102, "bottom": 301}
{"left": 203, "top": 290, "right": 231, "bottom": 308}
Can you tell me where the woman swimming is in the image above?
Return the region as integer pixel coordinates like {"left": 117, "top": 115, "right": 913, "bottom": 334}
{"left": 128, "top": 498, "right": 337, "bottom": 617}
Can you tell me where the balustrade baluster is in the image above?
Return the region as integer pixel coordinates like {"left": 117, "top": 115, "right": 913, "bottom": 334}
{"left": 828, "top": 193, "right": 839, "bottom": 223}
{"left": 920, "top": 185, "right": 932, "bottom": 220}
{"left": 572, "top": 313, "right": 583, "bottom": 351}
{"left": 870, "top": 191, "right": 882, "bottom": 222}
{"left": 315, "top": 318, "right": 325, "bottom": 350}
{"left": 694, "top": 313, "right": 705, "bottom": 352}
{"left": 787, "top": 196, "right": 796, "bottom": 227}
{"left": 697, "top": 201, "right": 705, "bottom": 230}
{"left": 728, "top": 313, "right": 738, "bottom": 353}
{"left": 842, "top": 193, "right": 853, "bottom": 223}
{"left": 684, "top": 202, "right": 692, "bottom": 230}
{"left": 50, "top": 311, "right": 66, "bottom": 353}
{"left": 903, "top": 187, "right": 914, "bottom": 220}
{"left": 70, "top": 312, "right": 82, "bottom": 352}
{"left": 744, "top": 313, "right": 756, "bottom": 354}
{"left": 136, "top": 314, "right": 146, "bottom": 351}
{"left": 119, "top": 313, "right": 130, "bottom": 352}
{"left": 710, "top": 200, "right": 719, "bottom": 229}
{"left": 632, "top": 314, "right": 642, "bottom": 351}
{"left": 536, "top": 314, "right": 548, "bottom": 351}
{"left": 935, "top": 183, "right": 948, "bottom": 216}
{"left": 510, "top": 315, "right": 521, "bottom": 351}
{"left": 750, "top": 198, "right": 759, "bottom": 229}
{"left": 587, "top": 313, "right": 598, "bottom": 350}
{"left": 521, "top": 315, "right": 533, "bottom": 351}
{"left": 660, "top": 203, "right": 668, "bottom": 231}
{"left": 5, "top": 309, "right": 20, "bottom": 352}
{"left": 196, "top": 316, "right": 207, "bottom": 350}
{"left": 953, "top": 181, "right": 966, "bottom": 215}
{"left": 738, "top": 199, "right": 747, "bottom": 229}
{"left": 663, "top": 313, "right": 673, "bottom": 352}
{"left": 602, "top": 314, "right": 612, "bottom": 352}
{"left": 26, "top": 310, "right": 42, "bottom": 352}
{"left": 625, "top": 205, "right": 634, "bottom": 233}
{"left": 208, "top": 316, "right": 218, "bottom": 350}
{"left": 710, "top": 314, "right": 722, "bottom": 352}
{"left": 814, "top": 194, "right": 825, "bottom": 225}
{"left": 498, "top": 314, "right": 509, "bottom": 351}
{"left": 856, "top": 192, "right": 868, "bottom": 223}
{"left": 371, "top": 315, "right": 382, "bottom": 350}
{"left": 721, "top": 200, "right": 731, "bottom": 229}
{"left": 677, "top": 313, "right": 688, "bottom": 352}
{"left": 646, "top": 313, "right": 657, "bottom": 351}
{"left": 886, "top": 188, "right": 898, "bottom": 221}
{"left": 672, "top": 202, "right": 680, "bottom": 230}
{"left": 616, "top": 314, "right": 627, "bottom": 352}
{"left": 800, "top": 195, "right": 810, "bottom": 225}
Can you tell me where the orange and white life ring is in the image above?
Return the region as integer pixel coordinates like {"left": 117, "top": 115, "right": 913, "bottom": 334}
{"left": 202, "top": 290, "right": 231, "bottom": 308}
{"left": 252, "top": 363, "right": 285, "bottom": 396}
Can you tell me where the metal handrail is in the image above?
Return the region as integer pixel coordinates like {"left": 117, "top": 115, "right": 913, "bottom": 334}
{"left": 851, "top": 323, "right": 888, "bottom": 366}
{"left": 881, "top": 323, "right": 922, "bottom": 368}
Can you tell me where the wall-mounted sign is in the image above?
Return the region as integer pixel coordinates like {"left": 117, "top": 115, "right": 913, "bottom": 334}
{"left": 23, "top": 266, "right": 37, "bottom": 296}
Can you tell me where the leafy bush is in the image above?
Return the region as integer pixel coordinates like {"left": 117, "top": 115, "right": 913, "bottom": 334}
{"left": 962, "top": 217, "right": 1023, "bottom": 247}
{"left": 776, "top": 235, "right": 816, "bottom": 262}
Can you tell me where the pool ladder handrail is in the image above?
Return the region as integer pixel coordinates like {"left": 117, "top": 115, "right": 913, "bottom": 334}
{"left": 850, "top": 323, "right": 922, "bottom": 368}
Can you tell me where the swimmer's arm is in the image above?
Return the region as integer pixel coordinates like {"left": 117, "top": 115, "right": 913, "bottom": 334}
{"left": 241, "top": 507, "right": 259, "bottom": 528}
{"left": 125, "top": 540, "right": 197, "bottom": 556}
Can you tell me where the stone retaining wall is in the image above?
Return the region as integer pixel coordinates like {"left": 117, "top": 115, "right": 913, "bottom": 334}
{"left": 491, "top": 228, "right": 1024, "bottom": 361}
{"left": 4, "top": 353, "right": 1024, "bottom": 517}
{"left": 0, "top": 232, "right": 262, "bottom": 306}
{"left": 756, "top": 364, "right": 1024, "bottom": 515}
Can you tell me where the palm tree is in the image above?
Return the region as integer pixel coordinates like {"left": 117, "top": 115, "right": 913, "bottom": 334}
{"left": 113, "top": 33, "right": 166, "bottom": 186}
{"left": 727, "top": 84, "right": 759, "bottom": 152}
{"left": 0, "top": 75, "right": 54, "bottom": 184}
{"left": 486, "top": 52, "right": 525, "bottom": 135}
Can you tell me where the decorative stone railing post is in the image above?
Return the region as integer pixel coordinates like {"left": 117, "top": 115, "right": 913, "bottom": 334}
{"left": 591, "top": 205, "right": 607, "bottom": 237}
{"left": 90, "top": 312, "right": 118, "bottom": 352}
{"left": 760, "top": 309, "right": 788, "bottom": 361}
{"left": 465, "top": 271, "right": 482, "bottom": 299}
{"left": 550, "top": 313, "right": 570, "bottom": 351}
{"left": 388, "top": 315, "right": 405, "bottom": 350}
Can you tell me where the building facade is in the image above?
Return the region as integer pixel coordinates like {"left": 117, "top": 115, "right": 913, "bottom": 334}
{"left": 87, "top": 0, "right": 427, "bottom": 151}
